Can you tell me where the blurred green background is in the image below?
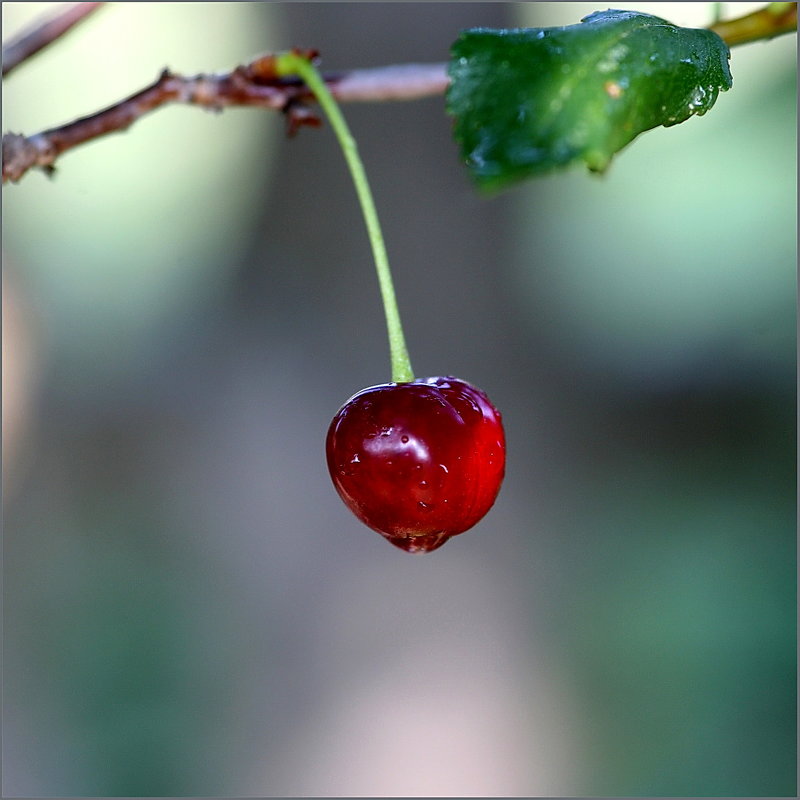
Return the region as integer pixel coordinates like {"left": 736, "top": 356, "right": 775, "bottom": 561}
{"left": 3, "top": 3, "right": 796, "bottom": 796}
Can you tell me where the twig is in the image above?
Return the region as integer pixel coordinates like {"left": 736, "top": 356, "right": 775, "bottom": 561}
{"left": 330, "top": 62, "right": 449, "bottom": 101}
{"left": 2, "top": 57, "right": 448, "bottom": 184}
{"left": 709, "top": 2, "right": 797, "bottom": 47}
{"left": 2, "top": 2, "right": 104, "bottom": 77}
{"left": 2, "top": 2, "right": 795, "bottom": 185}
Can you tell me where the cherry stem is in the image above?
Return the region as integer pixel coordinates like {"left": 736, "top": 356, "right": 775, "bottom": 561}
{"left": 275, "top": 51, "right": 415, "bottom": 384}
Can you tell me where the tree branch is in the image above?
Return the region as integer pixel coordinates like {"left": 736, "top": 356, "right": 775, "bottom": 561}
{"left": 709, "top": 2, "right": 797, "bottom": 47}
{"left": 2, "top": 57, "right": 448, "bottom": 184}
{"left": 2, "top": 2, "right": 795, "bottom": 185}
{"left": 2, "top": 2, "right": 104, "bottom": 77}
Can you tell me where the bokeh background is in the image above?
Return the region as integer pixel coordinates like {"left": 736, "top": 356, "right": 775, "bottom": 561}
{"left": 2, "top": 2, "right": 796, "bottom": 796}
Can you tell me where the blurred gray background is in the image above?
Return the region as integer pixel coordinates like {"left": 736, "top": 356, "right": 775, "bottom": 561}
{"left": 3, "top": 3, "right": 796, "bottom": 796}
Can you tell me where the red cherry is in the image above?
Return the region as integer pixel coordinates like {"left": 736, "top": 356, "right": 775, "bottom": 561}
{"left": 326, "top": 376, "right": 505, "bottom": 553}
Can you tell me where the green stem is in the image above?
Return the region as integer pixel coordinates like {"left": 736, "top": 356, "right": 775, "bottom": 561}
{"left": 275, "top": 51, "right": 414, "bottom": 384}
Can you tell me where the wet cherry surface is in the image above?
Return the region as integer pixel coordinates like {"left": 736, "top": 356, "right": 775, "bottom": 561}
{"left": 326, "top": 377, "right": 505, "bottom": 553}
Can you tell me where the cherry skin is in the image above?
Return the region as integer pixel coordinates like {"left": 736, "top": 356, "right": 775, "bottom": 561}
{"left": 326, "top": 376, "right": 505, "bottom": 553}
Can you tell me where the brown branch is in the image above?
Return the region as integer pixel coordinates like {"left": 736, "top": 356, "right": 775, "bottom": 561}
{"left": 2, "top": 2, "right": 105, "bottom": 77}
{"left": 330, "top": 62, "right": 449, "bottom": 101}
{"left": 2, "top": 57, "right": 448, "bottom": 184}
{"left": 4, "top": 2, "right": 793, "bottom": 185}
{"left": 709, "top": 2, "right": 797, "bottom": 47}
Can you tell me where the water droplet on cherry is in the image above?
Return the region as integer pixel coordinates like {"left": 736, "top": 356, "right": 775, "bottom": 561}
{"left": 326, "top": 376, "right": 505, "bottom": 553}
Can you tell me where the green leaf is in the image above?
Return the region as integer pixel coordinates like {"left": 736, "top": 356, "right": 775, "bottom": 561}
{"left": 446, "top": 9, "right": 732, "bottom": 190}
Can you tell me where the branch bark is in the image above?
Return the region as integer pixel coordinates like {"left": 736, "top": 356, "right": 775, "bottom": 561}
{"left": 2, "top": 59, "right": 448, "bottom": 184}
{"left": 2, "top": 2, "right": 104, "bottom": 77}
{"left": 709, "top": 2, "right": 797, "bottom": 47}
